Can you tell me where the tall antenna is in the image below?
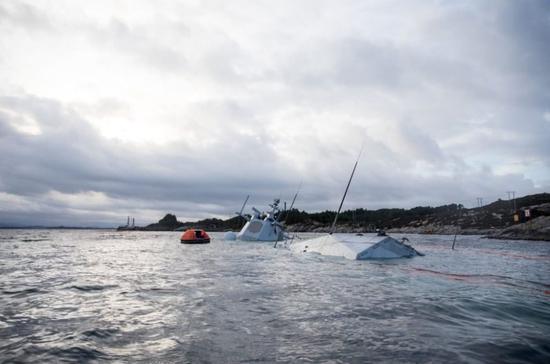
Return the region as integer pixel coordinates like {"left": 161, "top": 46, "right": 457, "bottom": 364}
{"left": 235, "top": 195, "right": 250, "bottom": 229}
{"left": 279, "top": 181, "right": 302, "bottom": 224}
{"left": 237, "top": 195, "right": 250, "bottom": 216}
{"left": 274, "top": 182, "right": 302, "bottom": 248}
{"left": 330, "top": 146, "right": 364, "bottom": 234}
{"left": 288, "top": 181, "right": 302, "bottom": 212}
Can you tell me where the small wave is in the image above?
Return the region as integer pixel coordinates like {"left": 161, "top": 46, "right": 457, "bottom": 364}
{"left": 81, "top": 328, "right": 119, "bottom": 339}
{"left": 463, "top": 340, "right": 550, "bottom": 363}
{"left": 69, "top": 284, "right": 119, "bottom": 292}
{"left": 410, "top": 267, "right": 503, "bottom": 281}
{"left": 2, "top": 288, "right": 42, "bottom": 297}
{"left": 97, "top": 234, "right": 128, "bottom": 240}
{"left": 409, "top": 267, "right": 550, "bottom": 292}
{"left": 20, "top": 238, "right": 52, "bottom": 242}
{"left": 141, "top": 287, "right": 177, "bottom": 294}
{"left": 477, "top": 248, "right": 550, "bottom": 261}
{"left": 50, "top": 345, "right": 109, "bottom": 361}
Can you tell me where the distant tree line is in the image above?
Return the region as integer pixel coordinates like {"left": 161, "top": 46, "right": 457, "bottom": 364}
{"left": 151, "top": 193, "right": 550, "bottom": 231}
{"left": 278, "top": 204, "right": 464, "bottom": 230}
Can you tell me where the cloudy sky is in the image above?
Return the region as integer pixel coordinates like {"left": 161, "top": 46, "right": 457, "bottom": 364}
{"left": 1, "top": 0, "right": 549, "bottom": 227}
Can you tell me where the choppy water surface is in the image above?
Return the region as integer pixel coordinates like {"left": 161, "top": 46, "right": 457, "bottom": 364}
{"left": 1, "top": 230, "right": 549, "bottom": 363}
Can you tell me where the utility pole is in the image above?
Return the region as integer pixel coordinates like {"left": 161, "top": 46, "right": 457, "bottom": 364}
{"left": 476, "top": 197, "right": 483, "bottom": 208}
{"left": 506, "top": 191, "right": 516, "bottom": 212}
{"left": 452, "top": 205, "right": 461, "bottom": 250}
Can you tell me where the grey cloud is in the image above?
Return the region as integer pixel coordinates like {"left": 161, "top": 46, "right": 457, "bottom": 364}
{"left": 394, "top": 123, "right": 445, "bottom": 164}
{"left": 422, "top": 1, "right": 550, "bottom": 106}
{"left": 272, "top": 0, "right": 549, "bottom": 112}
{"left": 444, "top": 108, "right": 550, "bottom": 169}
{"left": 73, "top": 98, "right": 130, "bottom": 118}
{"left": 491, "top": 1, "right": 550, "bottom": 75}
{"left": 0, "top": 2, "right": 187, "bottom": 72}
{"left": 0, "top": 0, "right": 51, "bottom": 30}
{"left": 89, "top": 18, "right": 187, "bottom": 72}
{"left": 293, "top": 39, "right": 405, "bottom": 89}
{"left": 0, "top": 95, "right": 296, "bottom": 215}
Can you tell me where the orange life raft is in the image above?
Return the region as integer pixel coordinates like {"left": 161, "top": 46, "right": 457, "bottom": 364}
{"left": 180, "top": 229, "right": 211, "bottom": 244}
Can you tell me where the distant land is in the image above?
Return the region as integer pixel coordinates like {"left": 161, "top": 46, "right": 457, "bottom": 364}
{"left": 3, "top": 193, "right": 549, "bottom": 241}
{"left": 0, "top": 226, "right": 111, "bottom": 230}
{"left": 121, "top": 193, "right": 550, "bottom": 241}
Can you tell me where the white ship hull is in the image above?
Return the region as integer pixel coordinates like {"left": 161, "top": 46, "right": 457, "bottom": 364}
{"left": 289, "top": 233, "right": 421, "bottom": 260}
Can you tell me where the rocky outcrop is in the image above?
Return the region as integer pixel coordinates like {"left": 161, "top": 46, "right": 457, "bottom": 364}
{"left": 487, "top": 216, "right": 550, "bottom": 241}
{"left": 143, "top": 214, "right": 184, "bottom": 231}
{"left": 141, "top": 215, "right": 244, "bottom": 231}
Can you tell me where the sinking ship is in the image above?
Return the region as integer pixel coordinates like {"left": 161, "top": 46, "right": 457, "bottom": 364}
{"left": 285, "top": 149, "right": 423, "bottom": 260}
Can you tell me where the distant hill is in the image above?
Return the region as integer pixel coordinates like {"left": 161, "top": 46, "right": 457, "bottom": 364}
{"left": 140, "top": 214, "right": 245, "bottom": 231}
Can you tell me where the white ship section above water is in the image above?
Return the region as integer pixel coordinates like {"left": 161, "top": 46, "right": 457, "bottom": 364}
{"left": 289, "top": 233, "right": 423, "bottom": 260}
{"left": 225, "top": 198, "right": 286, "bottom": 242}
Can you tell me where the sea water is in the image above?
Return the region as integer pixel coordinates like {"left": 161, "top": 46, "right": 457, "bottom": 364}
{"left": 0, "top": 230, "right": 549, "bottom": 363}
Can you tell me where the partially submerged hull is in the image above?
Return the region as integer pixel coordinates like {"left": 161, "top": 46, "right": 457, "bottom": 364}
{"left": 227, "top": 198, "right": 286, "bottom": 242}
{"left": 237, "top": 219, "right": 284, "bottom": 241}
{"left": 289, "top": 233, "right": 421, "bottom": 260}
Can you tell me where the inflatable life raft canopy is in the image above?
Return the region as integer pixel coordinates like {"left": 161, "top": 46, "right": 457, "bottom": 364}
{"left": 180, "top": 229, "right": 211, "bottom": 244}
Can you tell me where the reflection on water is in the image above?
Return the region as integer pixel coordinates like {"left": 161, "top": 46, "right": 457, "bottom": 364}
{"left": 0, "top": 230, "right": 549, "bottom": 363}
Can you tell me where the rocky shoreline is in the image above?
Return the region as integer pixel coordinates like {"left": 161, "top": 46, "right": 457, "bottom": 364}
{"left": 286, "top": 221, "right": 550, "bottom": 241}
{"left": 485, "top": 216, "right": 550, "bottom": 241}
